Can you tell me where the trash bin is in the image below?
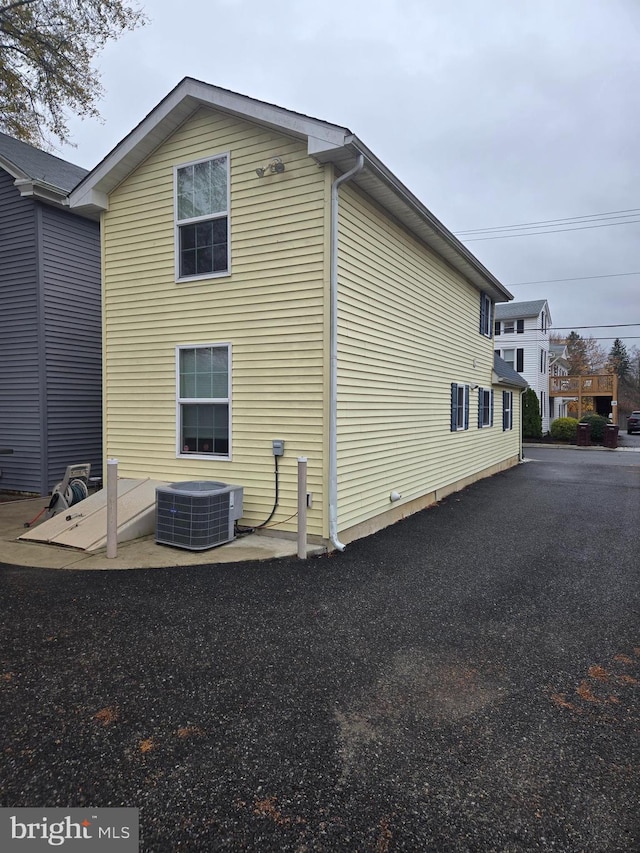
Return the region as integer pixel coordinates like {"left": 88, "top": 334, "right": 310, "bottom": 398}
{"left": 603, "top": 424, "right": 619, "bottom": 449}
{"left": 577, "top": 423, "right": 591, "bottom": 446}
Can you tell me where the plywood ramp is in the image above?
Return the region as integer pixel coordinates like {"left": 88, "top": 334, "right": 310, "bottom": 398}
{"left": 18, "top": 479, "right": 167, "bottom": 552}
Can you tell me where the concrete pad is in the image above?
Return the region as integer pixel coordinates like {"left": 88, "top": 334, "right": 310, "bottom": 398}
{"left": 1, "top": 496, "right": 325, "bottom": 570}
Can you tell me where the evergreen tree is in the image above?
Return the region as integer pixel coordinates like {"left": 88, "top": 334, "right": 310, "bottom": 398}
{"left": 565, "top": 331, "right": 590, "bottom": 375}
{"left": 608, "top": 338, "right": 631, "bottom": 380}
{"left": 522, "top": 388, "right": 542, "bottom": 438}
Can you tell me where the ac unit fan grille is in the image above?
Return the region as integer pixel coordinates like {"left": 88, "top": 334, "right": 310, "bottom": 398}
{"left": 156, "top": 489, "right": 233, "bottom": 550}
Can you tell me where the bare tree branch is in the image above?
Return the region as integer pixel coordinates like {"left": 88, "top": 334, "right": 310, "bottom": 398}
{"left": 0, "top": 0, "right": 147, "bottom": 148}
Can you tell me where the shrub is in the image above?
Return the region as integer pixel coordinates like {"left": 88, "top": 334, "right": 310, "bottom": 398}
{"left": 579, "top": 413, "right": 608, "bottom": 442}
{"left": 522, "top": 389, "right": 542, "bottom": 439}
{"left": 550, "top": 417, "right": 579, "bottom": 442}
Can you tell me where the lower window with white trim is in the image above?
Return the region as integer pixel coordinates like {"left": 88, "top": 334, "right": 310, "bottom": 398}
{"left": 451, "top": 383, "right": 470, "bottom": 431}
{"left": 177, "top": 343, "right": 230, "bottom": 457}
{"left": 502, "top": 390, "right": 513, "bottom": 430}
{"left": 478, "top": 387, "right": 493, "bottom": 428}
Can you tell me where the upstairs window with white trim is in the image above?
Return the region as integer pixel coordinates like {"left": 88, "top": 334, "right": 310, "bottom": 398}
{"left": 177, "top": 344, "right": 230, "bottom": 457}
{"left": 175, "top": 154, "right": 229, "bottom": 280}
{"left": 480, "top": 293, "right": 493, "bottom": 337}
{"left": 499, "top": 348, "right": 524, "bottom": 373}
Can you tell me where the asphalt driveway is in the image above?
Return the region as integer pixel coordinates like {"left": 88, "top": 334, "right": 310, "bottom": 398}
{"left": 1, "top": 448, "right": 638, "bottom": 851}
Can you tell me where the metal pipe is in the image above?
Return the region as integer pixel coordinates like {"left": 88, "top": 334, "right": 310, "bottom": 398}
{"left": 329, "top": 154, "right": 365, "bottom": 552}
{"left": 106, "top": 458, "right": 118, "bottom": 558}
{"left": 297, "top": 456, "right": 308, "bottom": 559}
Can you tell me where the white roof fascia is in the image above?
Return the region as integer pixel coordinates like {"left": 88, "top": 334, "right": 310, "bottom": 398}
{"left": 307, "top": 135, "right": 350, "bottom": 157}
{"left": 67, "top": 186, "right": 109, "bottom": 213}
{"left": 492, "top": 368, "right": 528, "bottom": 389}
{"left": 334, "top": 137, "right": 512, "bottom": 302}
{"left": 66, "top": 78, "right": 513, "bottom": 300}
{"left": 0, "top": 155, "right": 29, "bottom": 183}
{"left": 69, "top": 78, "right": 351, "bottom": 216}
{"left": 12, "top": 177, "right": 68, "bottom": 206}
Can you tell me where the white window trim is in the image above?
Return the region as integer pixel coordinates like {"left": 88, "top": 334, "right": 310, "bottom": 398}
{"left": 451, "top": 383, "right": 469, "bottom": 431}
{"left": 175, "top": 342, "right": 232, "bottom": 461}
{"left": 174, "top": 152, "right": 231, "bottom": 283}
{"left": 503, "top": 391, "right": 513, "bottom": 431}
{"left": 478, "top": 387, "right": 493, "bottom": 428}
{"left": 500, "top": 348, "right": 515, "bottom": 370}
{"left": 480, "top": 293, "right": 493, "bottom": 338}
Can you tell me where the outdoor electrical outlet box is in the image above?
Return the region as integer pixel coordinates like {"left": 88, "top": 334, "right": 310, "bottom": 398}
{"left": 272, "top": 439, "right": 285, "bottom": 456}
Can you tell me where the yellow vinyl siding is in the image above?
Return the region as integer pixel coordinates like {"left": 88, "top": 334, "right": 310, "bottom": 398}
{"left": 336, "top": 183, "right": 515, "bottom": 531}
{"left": 102, "top": 108, "right": 327, "bottom": 536}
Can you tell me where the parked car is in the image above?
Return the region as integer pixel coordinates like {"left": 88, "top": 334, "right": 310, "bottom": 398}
{"left": 627, "top": 412, "right": 640, "bottom": 434}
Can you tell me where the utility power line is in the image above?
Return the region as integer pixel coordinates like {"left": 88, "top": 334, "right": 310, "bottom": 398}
{"left": 566, "top": 336, "right": 640, "bottom": 341}
{"left": 455, "top": 207, "right": 640, "bottom": 235}
{"left": 507, "top": 271, "right": 640, "bottom": 286}
{"left": 461, "top": 219, "right": 640, "bottom": 241}
{"left": 551, "top": 324, "right": 640, "bottom": 330}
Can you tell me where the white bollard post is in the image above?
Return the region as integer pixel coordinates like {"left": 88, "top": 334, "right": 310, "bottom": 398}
{"left": 297, "top": 456, "right": 308, "bottom": 559}
{"left": 106, "top": 458, "right": 118, "bottom": 559}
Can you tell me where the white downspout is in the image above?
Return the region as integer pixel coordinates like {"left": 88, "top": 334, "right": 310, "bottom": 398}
{"left": 329, "top": 154, "right": 365, "bottom": 552}
{"left": 519, "top": 388, "right": 526, "bottom": 461}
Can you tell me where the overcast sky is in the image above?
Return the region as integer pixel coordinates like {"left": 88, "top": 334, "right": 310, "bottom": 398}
{"left": 58, "top": 0, "right": 640, "bottom": 356}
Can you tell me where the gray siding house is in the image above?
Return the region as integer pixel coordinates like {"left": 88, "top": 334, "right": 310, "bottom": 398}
{"left": 0, "top": 132, "right": 102, "bottom": 495}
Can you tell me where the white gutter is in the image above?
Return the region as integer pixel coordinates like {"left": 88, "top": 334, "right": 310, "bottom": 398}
{"left": 328, "top": 154, "right": 365, "bottom": 552}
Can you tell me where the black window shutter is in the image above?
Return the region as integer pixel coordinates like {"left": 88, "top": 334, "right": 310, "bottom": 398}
{"left": 464, "top": 385, "right": 469, "bottom": 429}
{"left": 502, "top": 391, "right": 508, "bottom": 430}
{"left": 478, "top": 389, "right": 483, "bottom": 428}
{"left": 516, "top": 319, "right": 524, "bottom": 334}
{"left": 490, "top": 390, "right": 494, "bottom": 427}
{"left": 451, "top": 383, "right": 458, "bottom": 431}
{"left": 495, "top": 321, "right": 500, "bottom": 336}
{"left": 479, "top": 294, "right": 486, "bottom": 334}
{"left": 516, "top": 348, "right": 524, "bottom": 372}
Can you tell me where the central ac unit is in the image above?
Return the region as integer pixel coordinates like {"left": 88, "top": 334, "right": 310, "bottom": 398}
{"left": 155, "top": 481, "right": 244, "bottom": 550}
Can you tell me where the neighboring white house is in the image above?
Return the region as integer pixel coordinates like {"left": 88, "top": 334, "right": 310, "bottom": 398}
{"left": 494, "top": 299, "right": 551, "bottom": 432}
{"left": 549, "top": 342, "right": 572, "bottom": 422}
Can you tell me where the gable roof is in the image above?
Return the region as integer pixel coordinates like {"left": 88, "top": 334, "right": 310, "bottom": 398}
{"left": 493, "top": 354, "right": 528, "bottom": 389}
{"left": 68, "top": 77, "right": 512, "bottom": 303}
{"left": 495, "top": 299, "right": 550, "bottom": 322}
{"left": 0, "top": 131, "right": 88, "bottom": 205}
